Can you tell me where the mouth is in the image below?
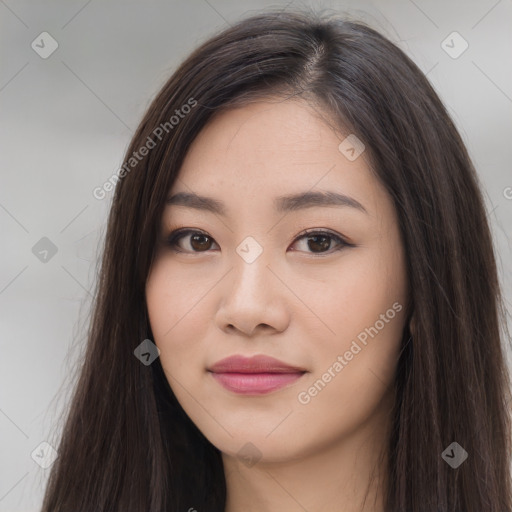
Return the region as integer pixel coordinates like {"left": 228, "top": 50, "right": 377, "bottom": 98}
{"left": 207, "top": 354, "right": 307, "bottom": 395}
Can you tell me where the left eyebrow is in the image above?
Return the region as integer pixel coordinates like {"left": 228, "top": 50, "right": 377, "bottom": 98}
{"left": 275, "top": 190, "right": 368, "bottom": 214}
{"left": 166, "top": 190, "right": 368, "bottom": 215}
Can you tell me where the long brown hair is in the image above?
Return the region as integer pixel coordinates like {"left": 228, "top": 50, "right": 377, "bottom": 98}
{"left": 41, "top": 8, "right": 512, "bottom": 511}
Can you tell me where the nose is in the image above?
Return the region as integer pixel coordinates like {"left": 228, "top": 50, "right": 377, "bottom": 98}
{"left": 214, "top": 253, "right": 290, "bottom": 337}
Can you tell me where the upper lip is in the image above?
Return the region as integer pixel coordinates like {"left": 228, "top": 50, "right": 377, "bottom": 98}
{"left": 208, "top": 355, "right": 306, "bottom": 374}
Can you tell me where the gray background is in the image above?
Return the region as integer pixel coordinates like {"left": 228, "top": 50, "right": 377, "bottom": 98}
{"left": 1, "top": 1, "right": 511, "bottom": 510}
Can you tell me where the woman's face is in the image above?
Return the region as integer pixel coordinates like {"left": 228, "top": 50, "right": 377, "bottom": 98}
{"left": 146, "top": 98, "right": 408, "bottom": 464}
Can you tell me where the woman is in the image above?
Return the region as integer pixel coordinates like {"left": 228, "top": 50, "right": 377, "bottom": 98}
{"left": 41, "top": 8, "right": 512, "bottom": 512}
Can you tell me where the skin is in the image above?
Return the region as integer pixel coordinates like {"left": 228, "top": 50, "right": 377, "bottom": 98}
{"left": 146, "top": 98, "right": 408, "bottom": 512}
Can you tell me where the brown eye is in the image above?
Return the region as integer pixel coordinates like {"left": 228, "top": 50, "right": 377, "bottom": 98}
{"left": 189, "top": 233, "right": 212, "bottom": 251}
{"left": 289, "top": 230, "right": 350, "bottom": 255}
{"left": 166, "top": 228, "right": 350, "bottom": 255}
{"left": 166, "top": 230, "right": 218, "bottom": 253}
{"left": 306, "top": 234, "right": 332, "bottom": 253}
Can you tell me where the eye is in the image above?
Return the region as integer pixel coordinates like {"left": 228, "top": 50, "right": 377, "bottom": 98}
{"left": 164, "top": 228, "right": 352, "bottom": 255}
{"left": 289, "top": 229, "right": 351, "bottom": 255}
{"left": 166, "top": 229, "right": 219, "bottom": 253}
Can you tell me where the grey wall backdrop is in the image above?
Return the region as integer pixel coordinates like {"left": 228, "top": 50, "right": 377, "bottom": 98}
{"left": 1, "top": 1, "right": 511, "bottom": 510}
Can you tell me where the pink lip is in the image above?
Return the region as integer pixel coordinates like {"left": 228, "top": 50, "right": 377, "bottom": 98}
{"left": 208, "top": 355, "right": 306, "bottom": 395}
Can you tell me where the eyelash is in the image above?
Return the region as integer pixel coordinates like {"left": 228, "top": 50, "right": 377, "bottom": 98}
{"left": 164, "top": 226, "right": 353, "bottom": 256}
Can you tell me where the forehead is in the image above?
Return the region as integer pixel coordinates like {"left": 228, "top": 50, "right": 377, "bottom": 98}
{"left": 170, "top": 99, "right": 385, "bottom": 219}
{"left": 183, "top": 98, "right": 344, "bottom": 169}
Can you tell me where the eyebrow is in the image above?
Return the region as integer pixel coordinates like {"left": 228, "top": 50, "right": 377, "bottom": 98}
{"left": 166, "top": 190, "right": 367, "bottom": 215}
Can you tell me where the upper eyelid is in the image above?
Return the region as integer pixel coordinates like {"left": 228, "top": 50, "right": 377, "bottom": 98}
{"left": 167, "top": 227, "right": 344, "bottom": 240}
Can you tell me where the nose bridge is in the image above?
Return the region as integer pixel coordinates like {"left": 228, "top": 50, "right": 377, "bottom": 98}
{"left": 214, "top": 239, "right": 289, "bottom": 335}
{"left": 229, "top": 241, "right": 272, "bottom": 299}
{"left": 215, "top": 229, "right": 291, "bottom": 336}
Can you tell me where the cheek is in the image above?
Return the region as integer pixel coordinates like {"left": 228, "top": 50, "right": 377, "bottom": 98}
{"left": 291, "top": 245, "right": 406, "bottom": 346}
{"left": 293, "top": 300, "right": 405, "bottom": 450}
{"left": 145, "top": 259, "right": 210, "bottom": 375}
{"left": 294, "top": 237, "right": 407, "bottom": 417}
{"left": 146, "top": 257, "right": 210, "bottom": 337}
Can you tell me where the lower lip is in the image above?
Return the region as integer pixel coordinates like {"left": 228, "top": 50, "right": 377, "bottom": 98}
{"left": 210, "top": 371, "right": 305, "bottom": 394}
